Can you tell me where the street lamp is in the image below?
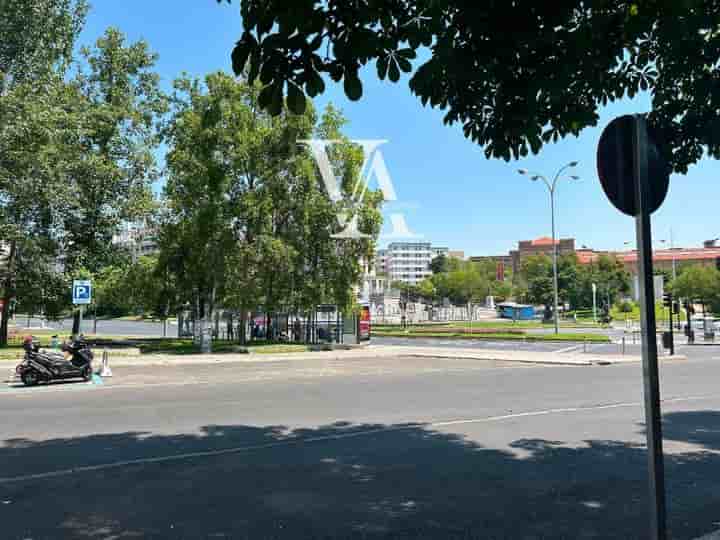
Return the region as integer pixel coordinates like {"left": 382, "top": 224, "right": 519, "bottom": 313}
{"left": 518, "top": 161, "right": 580, "bottom": 334}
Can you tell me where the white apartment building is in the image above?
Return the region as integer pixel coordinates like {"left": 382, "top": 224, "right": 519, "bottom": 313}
{"left": 112, "top": 221, "right": 159, "bottom": 259}
{"left": 381, "top": 242, "right": 436, "bottom": 285}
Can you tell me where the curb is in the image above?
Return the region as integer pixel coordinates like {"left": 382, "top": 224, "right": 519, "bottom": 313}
{"left": 403, "top": 351, "right": 593, "bottom": 366}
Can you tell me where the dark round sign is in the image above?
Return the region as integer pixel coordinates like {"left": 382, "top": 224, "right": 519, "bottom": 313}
{"left": 597, "top": 114, "right": 669, "bottom": 216}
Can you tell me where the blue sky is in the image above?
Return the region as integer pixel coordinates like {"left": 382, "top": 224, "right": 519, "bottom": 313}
{"left": 80, "top": 1, "right": 720, "bottom": 257}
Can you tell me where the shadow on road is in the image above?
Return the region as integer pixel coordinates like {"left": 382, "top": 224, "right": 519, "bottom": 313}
{"left": 1, "top": 411, "right": 719, "bottom": 539}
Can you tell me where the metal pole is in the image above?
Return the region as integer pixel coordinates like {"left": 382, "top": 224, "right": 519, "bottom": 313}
{"left": 670, "top": 228, "right": 676, "bottom": 281}
{"left": 550, "top": 187, "right": 559, "bottom": 334}
{"left": 592, "top": 283, "right": 597, "bottom": 323}
{"left": 633, "top": 115, "right": 667, "bottom": 540}
{"left": 668, "top": 295, "right": 674, "bottom": 356}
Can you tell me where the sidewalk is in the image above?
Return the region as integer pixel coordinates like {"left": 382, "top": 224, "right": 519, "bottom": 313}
{"left": 74, "top": 345, "right": 685, "bottom": 368}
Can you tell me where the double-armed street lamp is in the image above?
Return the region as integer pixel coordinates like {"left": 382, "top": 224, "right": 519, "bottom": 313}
{"left": 518, "top": 162, "right": 580, "bottom": 334}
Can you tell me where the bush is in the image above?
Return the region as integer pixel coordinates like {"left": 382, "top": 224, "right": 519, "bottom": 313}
{"left": 618, "top": 300, "right": 635, "bottom": 313}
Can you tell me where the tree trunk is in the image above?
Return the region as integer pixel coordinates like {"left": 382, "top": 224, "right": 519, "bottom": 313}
{"left": 239, "top": 309, "right": 247, "bottom": 345}
{"left": 0, "top": 241, "right": 17, "bottom": 346}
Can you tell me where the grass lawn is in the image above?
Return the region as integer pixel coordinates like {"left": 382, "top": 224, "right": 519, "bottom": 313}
{"left": 610, "top": 302, "right": 688, "bottom": 324}
{"left": 372, "top": 330, "right": 610, "bottom": 343}
{"left": 373, "top": 320, "right": 606, "bottom": 332}
{"left": 136, "top": 339, "right": 310, "bottom": 355}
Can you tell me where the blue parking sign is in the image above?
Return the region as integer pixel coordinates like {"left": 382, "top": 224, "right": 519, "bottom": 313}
{"left": 72, "top": 280, "right": 92, "bottom": 305}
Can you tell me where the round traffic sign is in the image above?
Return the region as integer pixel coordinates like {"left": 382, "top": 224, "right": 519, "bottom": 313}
{"left": 597, "top": 115, "right": 669, "bottom": 216}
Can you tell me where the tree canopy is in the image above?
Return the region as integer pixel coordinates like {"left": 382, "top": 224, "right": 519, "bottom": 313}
{"left": 0, "top": 0, "right": 88, "bottom": 92}
{"left": 672, "top": 265, "right": 720, "bottom": 311}
{"left": 225, "top": 1, "right": 720, "bottom": 173}
{"left": 519, "top": 253, "right": 630, "bottom": 311}
{"left": 159, "top": 72, "right": 383, "bottom": 345}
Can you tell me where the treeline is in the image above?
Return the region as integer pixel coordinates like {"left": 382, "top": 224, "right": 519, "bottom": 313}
{"left": 392, "top": 252, "right": 632, "bottom": 316}
{"left": 0, "top": 1, "right": 381, "bottom": 345}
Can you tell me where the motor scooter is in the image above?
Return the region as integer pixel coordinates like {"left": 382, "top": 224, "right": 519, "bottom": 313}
{"left": 16, "top": 336, "right": 94, "bottom": 386}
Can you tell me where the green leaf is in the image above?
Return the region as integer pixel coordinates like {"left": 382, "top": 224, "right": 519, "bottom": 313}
{"left": 305, "top": 68, "right": 325, "bottom": 97}
{"left": 268, "top": 82, "right": 284, "bottom": 116}
{"left": 396, "top": 55, "right": 412, "bottom": 73}
{"left": 287, "top": 82, "right": 307, "bottom": 115}
{"left": 376, "top": 55, "right": 389, "bottom": 80}
{"left": 259, "top": 58, "right": 277, "bottom": 85}
{"left": 247, "top": 51, "right": 261, "bottom": 83}
{"left": 258, "top": 83, "right": 275, "bottom": 109}
{"left": 396, "top": 48, "right": 417, "bottom": 60}
{"left": 344, "top": 71, "right": 363, "bottom": 101}
{"left": 231, "top": 41, "right": 251, "bottom": 76}
{"left": 388, "top": 58, "right": 401, "bottom": 83}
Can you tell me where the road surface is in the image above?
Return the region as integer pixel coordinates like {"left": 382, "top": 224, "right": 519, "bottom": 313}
{"left": 1, "top": 352, "right": 720, "bottom": 538}
{"left": 13, "top": 316, "right": 170, "bottom": 337}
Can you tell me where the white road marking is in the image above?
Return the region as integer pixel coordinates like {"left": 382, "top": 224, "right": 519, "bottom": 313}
{"left": 0, "top": 393, "right": 718, "bottom": 485}
{"left": 555, "top": 344, "right": 584, "bottom": 354}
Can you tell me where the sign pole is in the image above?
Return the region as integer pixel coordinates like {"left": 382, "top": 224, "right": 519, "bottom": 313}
{"left": 668, "top": 296, "right": 674, "bottom": 356}
{"left": 633, "top": 115, "right": 667, "bottom": 540}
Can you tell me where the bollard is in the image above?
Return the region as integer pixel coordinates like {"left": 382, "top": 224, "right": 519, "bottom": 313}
{"left": 622, "top": 336, "right": 626, "bottom": 355}
{"left": 100, "top": 348, "right": 112, "bottom": 377}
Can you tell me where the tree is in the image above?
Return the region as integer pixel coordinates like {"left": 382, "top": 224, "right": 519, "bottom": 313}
{"left": 62, "top": 28, "right": 166, "bottom": 334}
{"left": 672, "top": 265, "right": 720, "bottom": 314}
{"left": 0, "top": 77, "right": 79, "bottom": 345}
{"left": 0, "top": 0, "right": 89, "bottom": 346}
{"left": 522, "top": 255, "right": 555, "bottom": 314}
{"left": 63, "top": 28, "right": 166, "bottom": 273}
{"left": 0, "top": 0, "right": 88, "bottom": 93}
{"left": 595, "top": 254, "right": 631, "bottom": 307}
{"left": 161, "top": 72, "right": 382, "bottom": 345}
{"left": 428, "top": 259, "right": 489, "bottom": 309}
{"left": 417, "top": 278, "right": 437, "bottom": 304}
{"left": 226, "top": 1, "right": 720, "bottom": 173}
{"left": 520, "top": 254, "right": 581, "bottom": 316}
{"left": 429, "top": 254, "right": 448, "bottom": 274}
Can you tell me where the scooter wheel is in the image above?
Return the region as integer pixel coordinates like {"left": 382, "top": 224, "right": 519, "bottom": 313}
{"left": 21, "top": 370, "right": 39, "bottom": 387}
{"left": 82, "top": 366, "right": 92, "bottom": 382}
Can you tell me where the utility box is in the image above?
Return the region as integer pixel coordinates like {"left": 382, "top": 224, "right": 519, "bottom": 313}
{"left": 662, "top": 331, "right": 672, "bottom": 349}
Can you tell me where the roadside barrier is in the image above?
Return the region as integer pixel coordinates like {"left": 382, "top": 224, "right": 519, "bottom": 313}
{"left": 99, "top": 348, "right": 112, "bottom": 377}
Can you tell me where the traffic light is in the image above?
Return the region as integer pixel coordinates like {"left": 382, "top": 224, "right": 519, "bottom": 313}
{"left": 662, "top": 292, "right": 672, "bottom": 308}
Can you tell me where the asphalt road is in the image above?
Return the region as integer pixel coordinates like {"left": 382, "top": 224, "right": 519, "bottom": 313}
{"left": 372, "top": 335, "right": 720, "bottom": 361}
{"left": 14, "top": 316, "right": 171, "bottom": 337}
{"left": 1, "top": 353, "right": 720, "bottom": 538}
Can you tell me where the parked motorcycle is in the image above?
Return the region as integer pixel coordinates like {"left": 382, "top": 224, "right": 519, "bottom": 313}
{"left": 16, "top": 336, "right": 94, "bottom": 386}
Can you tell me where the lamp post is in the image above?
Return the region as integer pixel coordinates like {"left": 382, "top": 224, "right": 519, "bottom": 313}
{"left": 518, "top": 162, "right": 580, "bottom": 334}
{"left": 592, "top": 282, "right": 597, "bottom": 323}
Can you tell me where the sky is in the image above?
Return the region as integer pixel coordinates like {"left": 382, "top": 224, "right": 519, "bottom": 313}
{"left": 79, "top": 1, "right": 720, "bottom": 257}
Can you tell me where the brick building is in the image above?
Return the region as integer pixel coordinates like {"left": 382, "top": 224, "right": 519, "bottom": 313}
{"left": 472, "top": 237, "right": 720, "bottom": 280}
{"left": 471, "top": 237, "right": 576, "bottom": 277}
